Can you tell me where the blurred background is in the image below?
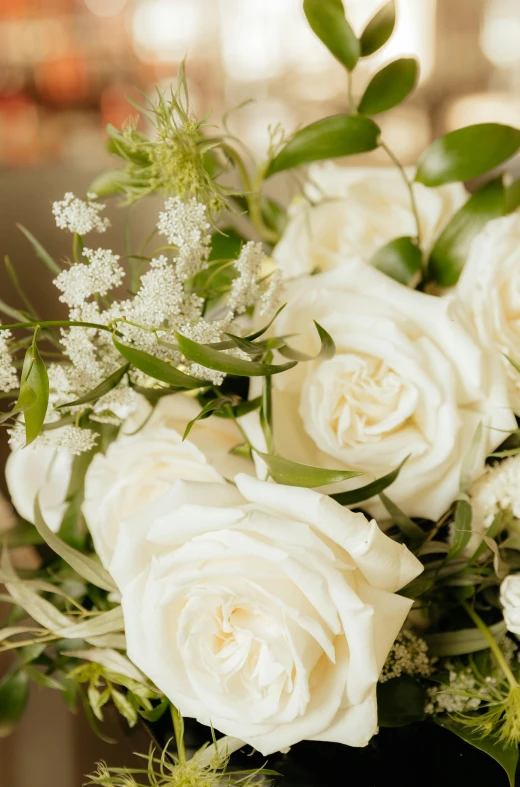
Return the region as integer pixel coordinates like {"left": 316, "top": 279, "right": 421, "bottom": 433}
{"left": 0, "top": 0, "right": 519, "bottom": 784}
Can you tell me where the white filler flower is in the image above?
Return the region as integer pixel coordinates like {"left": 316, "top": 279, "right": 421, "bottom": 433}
{"left": 110, "top": 473, "right": 422, "bottom": 755}
{"left": 466, "top": 455, "right": 520, "bottom": 553}
{"left": 0, "top": 326, "right": 18, "bottom": 392}
{"left": 52, "top": 192, "right": 110, "bottom": 235}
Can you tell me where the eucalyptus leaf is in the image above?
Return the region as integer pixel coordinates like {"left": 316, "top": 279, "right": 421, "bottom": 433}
{"left": 175, "top": 331, "right": 296, "bottom": 377}
{"left": 371, "top": 236, "right": 422, "bottom": 285}
{"left": 360, "top": 1, "right": 395, "bottom": 56}
{"left": 254, "top": 452, "right": 362, "bottom": 488}
{"left": 58, "top": 364, "right": 130, "bottom": 409}
{"left": 278, "top": 321, "right": 335, "bottom": 362}
{"left": 435, "top": 717, "right": 519, "bottom": 787}
{"left": 358, "top": 58, "right": 418, "bottom": 115}
{"left": 303, "top": 0, "right": 360, "bottom": 71}
{"left": 33, "top": 497, "right": 117, "bottom": 593}
{"left": 425, "top": 620, "right": 506, "bottom": 656}
{"left": 266, "top": 115, "right": 380, "bottom": 177}
{"left": 377, "top": 675, "right": 426, "bottom": 727}
{"left": 113, "top": 336, "right": 207, "bottom": 389}
{"left": 0, "top": 670, "right": 29, "bottom": 737}
{"left": 331, "top": 456, "right": 409, "bottom": 506}
{"left": 428, "top": 177, "right": 505, "bottom": 286}
{"left": 17, "top": 224, "right": 61, "bottom": 275}
{"left": 415, "top": 123, "right": 520, "bottom": 187}
{"left": 446, "top": 499, "right": 472, "bottom": 561}
{"left": 12, "top": 336, "right": 49, "bottom": 446}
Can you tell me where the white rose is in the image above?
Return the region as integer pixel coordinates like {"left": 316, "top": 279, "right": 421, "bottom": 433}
{"left": 109, "top": 473, "right": 423, "bottom": 755}
{"left": 83, "top": 393, "right": 251, "bottom": 568}
{"left": 245, "top": 260, "right": 515, "bottom": 520}
{"left": 454, "top": 213, "right": 520, "bottom": 412}
{"left": 6, "top": 439, "right": 73, "bottom": 532}
{"left": 464, "top": 456, "right": 520, "bottom": 554}
{"left": 500, "top": 574, "right": 520, "bottom": 635}
{"left": 273, "top": 164, "right": 466, "bottom": 279}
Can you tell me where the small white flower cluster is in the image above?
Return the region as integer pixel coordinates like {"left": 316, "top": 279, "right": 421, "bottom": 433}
{"left": 157, "top": 196, "right": 211, "bottom": 278}
{"left": 501, "top": 573, "right": 520, "bottom": 636}
{"left": 470, "top": 455, "right": 520, "bottom": 531}
{"left": 0, "top": 326, "right": 18, "bottom": 392}
{"left": 227, "top": 241, "right": 264, "bottom": 316}
{"left": 53, "top": 425, "right": 98, "bottom": 455}
{"left": 425, "top": 661, "right": 498, "bottom": 715}
{"left": 380, "top": 630, "right": 433, "bottom": 683}
{"left": 52, "top": 192, "right": 110, "bottom": 235}
{"left": 260, "top": 268, "right": 284, "bottom": 316}
{"left": 54, "top": 248, "right": 124, "bottom": 307}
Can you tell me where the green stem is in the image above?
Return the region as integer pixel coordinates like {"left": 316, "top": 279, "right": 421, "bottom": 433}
{"left": 0, "top": 320, "right": 113, "bottom": 333}
{"left": 170, "top": 704, "right": 186, "bottom": 764}
{"left": 462, "top": 602, "right": 518, "bottom": 689}
{"left": 72, "top": 233, "right": 83, "bottom": 265}
{"left": 380, "top": 140, "right": 422, "bottom": 247}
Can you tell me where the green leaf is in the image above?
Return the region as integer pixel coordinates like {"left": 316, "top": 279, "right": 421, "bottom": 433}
{"left": 34, "top": 497, "right": 117, "bottom": 593}
{"left": 379, "top": 493, "right": 425, "bottom": 539}
{"left": 371, "top": 236, "right": 422, "bottom": 285}
{"left": 446, "top": 499, "right": 472, "bottom": 561}
{"left": 303, "top": 0, "right": 360, "bottom": 71}
{"left": 415, "top": 123, "right": 520, "bottom": 187}
{"left": 13, "top": 335, "right": 49, "bottom": 446}
{"left": 254, "top": 452, "right": 362, "bottom": 488}
{"left": 266, "top": 115, "right": 380, "bottom": 177}
{"left": 113, "top": 337, "right": 207, "bottom": 389}
{"left": 2, "top": 520, "right": 44, "bottom": 547}
{"left": 360, "top": 1, "right": 395, "bottom": 57}
{"left": 278, "top": 321, "right": 336, "bottom": 362}
{"left": 505, "top": 354, "right": 520, "bottom": 376}
{"left": 58, "top": 364, "right": 130, "bottom": 409}
{"left": 435, "top": 717, "right": 519, "bottom": 787}
{"left": 17, "top": 224, "right": 61, "bottom": 275}
{"left": 377, "top": 675, "right": 426, "bottom": 727}
{"left": 504, "top": 178, "right": 520, "bottom": 213}
{"left": 88, "top": 169, "right": 132, "bottom": 199}
{"left": 0, "top": 670, "right": 29, "bottom": 737}
{"left": 111, "top": 688, "right": 138, "bottom": 727}
{"left": 174, "top": 331, "right": 297, "bottom": 377}
{"left": 358, "top": 58, "right": 419, "bottom": 115}
{"left": 460, "top": 421, "right": 483, "bottom": 493}
{"left": 425, "top": 620, "right": 506, "bottom": 657}
{"left": 209, "top": 227, "right": 243, "bottom": 262}
{"left": 183, "top": 397, "right": 234, "bottom": 440}
{"left": 331, "top": 456, "right": 409, "bottom": 506}
{"left": 428, "top": 177, "right": 505, "bottom": 286}
{"left": 246, "top": 304, "right": 287, "bottom": 341}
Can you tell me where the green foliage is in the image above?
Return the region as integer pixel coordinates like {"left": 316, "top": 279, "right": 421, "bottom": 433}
{"left": 303, "top": 0, "right": 360, "bottom": 71}
{"left": 0, "top": 669, "right": 29, "bottom": 737}
{"left": 266, "top": 115, "right": 380, "bottom": 176}
{"left": 358, "top": 58, "right": 419, "bottom": 115}
{"left": 278, "top": 320, "right": 335, "bottom": 362}
{"left": 16, "top": 224, "right": 61, "bottom": 275}
{"left": 425, "top": 620, "right": 507, "bottom": 657}
{"left": 360, "top": 1, "right": 395, "bottom": 57}
{"left": 113, "top": 337, "right": 207, "bottom": 389}
{"left": 11, "top": 329, "right": 49, "bottom": 446}
{"left": 446, "top": 500, "right": 473, "bottom": 561}
{"left": 428, "top": 177, "right": 505, "bottom": 286}
{"left": 371, "top": 236, "right": 422, "bottom": 285}
{"left": 175, "top": 331, "right": 297, "bottom": 377}
{"left": 331, "top": 455, "right": 409, "bottom": 506}
{"left": 416, "top": 123, "right": 520, "bottom": 187}
{"left": 58, "top": 364, "right": 130, "bottom": 409}
{"left": 254, "top": 451, "right": 362, "bottom": 488}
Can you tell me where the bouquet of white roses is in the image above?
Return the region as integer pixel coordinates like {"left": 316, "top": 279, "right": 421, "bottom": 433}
{"left": 2, "top": 2, "right": 520, "bottom": 785}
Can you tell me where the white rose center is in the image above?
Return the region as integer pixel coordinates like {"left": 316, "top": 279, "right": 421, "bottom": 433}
{"left": 302, "top": 354, "right": 418, "bottom": 450}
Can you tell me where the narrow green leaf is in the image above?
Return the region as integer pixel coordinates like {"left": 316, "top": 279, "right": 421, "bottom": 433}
{"left": 2, "top": 520, "right": 44, "bottom": 548}
{"left": 113, "top": 336, "right": 206, "bottom": 389}
{"left": 377, "top": 675, "right": 426, "bottom": 727}
{"left": 183, "top": 397, "right": 234, "bottom": 441}
{"left": 490, "top": 448, "right": 520, "bottom": 458}
{"left": 0, "top": 298, "right": 27, "bottom": 323}
{"left": 303, "top": 0, "right": 360, "bottom": 71}
{"left": 428, "top": 177, "right": 505, "bottom": 286}
{"left": 88, "top": 169, "right": 132, "bottom": 199}
{"left": 332, "top": 456, "right": 409, "bottom": 506}
{"left": 255, "top": 451, "right": 362, "bottom": 488}
{"left": 358, "top": 58, "right": 419, "bottom": 115}
{"left": 379, "top": 493, "right": 425, "bottom": 539}
{"left": 247, "top": 305, "right": 287, "bottom": 342}
{"left": 360, "top": 1, "right": 395, "bottom": 56}
{"left": 13, "top": 335, "right": 49, "bottom": 446}
{"left": 175, "top": 331, "right": 296, "bottom": 377}
{"left": 504, "top": 178, "right": 520, "bottom": 214}
{"left": 278, "top": 321, "right": 335, "bottom": 362}
{"left": 416, "top": 123, "right": 520, "bottom": 187}
{"left": 460, "top": 421, "right": 483, "bottom": 493}
{"left": 17, "top": 224, "right": 61, "bottom": 275}
{"left": 446, "top": 499, "right": 472, "bottom": 561}
{"left": 34, "top": 497, "right": 117, "bottom": 593}
{"left": 371, "top": 236, "right": 422, "bottom": 285}
{"left": 0, "top": 670, "right": 29, "bottom": 737}
{"left": 505, "top": 354, "right": 520, "bottom": 376}
{"left": 435, "top": 717, "right": 519, "bottom": 787}
{"left": 58, "top": 364, "right": 130, "bottom": 409}
{"left": 266, "top": 115, "right": 380, "bottom": 177}
{"left": 425, "top": 620, "right": 506, "bottom": 656}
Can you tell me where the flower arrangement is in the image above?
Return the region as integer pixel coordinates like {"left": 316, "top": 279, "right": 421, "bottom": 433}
{"left": 2, "top": 1, "right": 520, "bottom": 785}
